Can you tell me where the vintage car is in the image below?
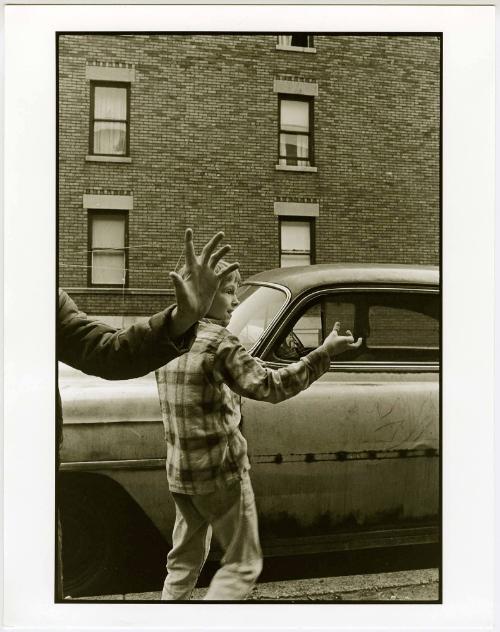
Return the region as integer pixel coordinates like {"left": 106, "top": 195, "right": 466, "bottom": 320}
{"left": 59, "top": 264, "right": 440, "bottom": 596}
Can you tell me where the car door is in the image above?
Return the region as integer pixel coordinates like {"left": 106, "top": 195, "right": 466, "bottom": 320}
{"left": 240, "top": 285, "right": 440, "bottom": 549}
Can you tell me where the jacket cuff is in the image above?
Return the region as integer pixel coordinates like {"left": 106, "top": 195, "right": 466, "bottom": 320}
{"left": 149, "top": 304, "right": 197, "bottom": 353}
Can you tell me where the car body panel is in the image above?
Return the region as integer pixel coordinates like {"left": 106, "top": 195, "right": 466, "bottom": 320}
{"left": 242, "top": 369, "right": 438, "bottom": 536}
{"left": 59, "top": 264, "right": 440, "bottom": 555}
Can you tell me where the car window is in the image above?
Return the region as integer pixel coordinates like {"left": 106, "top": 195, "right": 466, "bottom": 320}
{"left": 271, "top": 290, "right": 439, "bottom": 364}
{"left": 288, "top": 302, "right": 322, "bottom": 348}
{"left": 323, "top": 300, "right": 356, "bottom": 335}
{"left": 274, "top": 298, "right": 356, "bottom": 362}
{"left": 227, "top": 284, "right": 288, "bottom": 350}
{"left": 369, "top": 305, "right": 438, "bottom": 349}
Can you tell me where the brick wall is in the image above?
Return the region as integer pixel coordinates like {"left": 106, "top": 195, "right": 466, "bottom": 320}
{"left": 58, "top": 34, "right": 440, "bottom": 316}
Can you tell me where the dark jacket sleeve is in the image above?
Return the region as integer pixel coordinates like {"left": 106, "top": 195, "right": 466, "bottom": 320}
{"left": 57, "top": 289, "right": 196, "bottom": 380}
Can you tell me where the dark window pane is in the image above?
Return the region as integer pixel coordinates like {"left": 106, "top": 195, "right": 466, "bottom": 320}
{"left": 369, "top": 305, "right": 439, "bottom": 350}
{"left": 324, "top": 301, "right": 356, "bottom": 336}
{"left": 275, "top": 301, "right": 323, "bottom": 360}
{"left": 290, "top": 34, "right": 312, "bottom": 47}
{"left": 272, "top": 292, "right": 439, "bottom": 364}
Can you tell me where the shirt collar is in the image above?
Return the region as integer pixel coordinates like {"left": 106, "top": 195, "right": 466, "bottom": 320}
{"left": 200, "top": 317, "right": 228, "bottom": 327}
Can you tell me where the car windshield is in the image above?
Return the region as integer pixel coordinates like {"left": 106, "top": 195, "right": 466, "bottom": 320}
{"left": 227, "top": 284, "right": 288, "bottom": 350}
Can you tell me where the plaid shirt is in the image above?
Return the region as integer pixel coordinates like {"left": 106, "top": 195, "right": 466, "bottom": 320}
{"left": 156, "top": 318, "right": 331, "bottom": 495}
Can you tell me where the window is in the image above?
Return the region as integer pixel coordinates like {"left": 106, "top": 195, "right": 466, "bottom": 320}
{"left": 88, "top": 212, "right": 127, "bottom": 286}
{"left": 277, "top": 35, "right": 314, "bottom": 48}
{"left": 227, "top": 285, "right": 288, "bottom": 351}
{"left": 90, "top": 82, "right": 130, "bottom": 156}
{"left": 278, "top": 96, "right": 313, "bottom": 167}
{"left": 368, "top": 305, "right": 438, "bottom": 351}
{"left": 271, "top": 291, "right": 439, "bottom": 364}
{"left": 280, "top": 218, "right": 315, "bottom": 267}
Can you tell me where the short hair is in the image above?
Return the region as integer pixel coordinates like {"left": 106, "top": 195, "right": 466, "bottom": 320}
{"left": 177, "top": 259, "right": 241, "bottom": 283}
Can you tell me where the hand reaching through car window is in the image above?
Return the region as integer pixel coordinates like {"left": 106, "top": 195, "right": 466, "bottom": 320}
{"left": 321, "top": 321, "right": 363, "bottom": 358}
{"left": 167, "top": 229, "right": 240, "bottom": 339}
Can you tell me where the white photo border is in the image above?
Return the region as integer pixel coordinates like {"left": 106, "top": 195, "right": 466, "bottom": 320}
{"left": 3, "top": 4, "right": 495, "bottom": 631}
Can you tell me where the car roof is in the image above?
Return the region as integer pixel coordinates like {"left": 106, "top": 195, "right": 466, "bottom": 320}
{"left": 243, "top": 264, "right": 439, "bottom": 296}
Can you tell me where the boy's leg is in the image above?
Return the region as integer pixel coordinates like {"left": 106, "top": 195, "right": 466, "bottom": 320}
{"left": 196, "top": 472, "right": 263, "bottom": 601}
{"left": 161, "top": 493, "right": 211, "bottom": 601}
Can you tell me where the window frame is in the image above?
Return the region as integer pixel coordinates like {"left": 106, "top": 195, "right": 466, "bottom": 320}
{"left": 277, "top": 94, "right": 314, "bottom": 167}
{"left": 89, "top": 80, "right": 131, "bottom": 157}
{"left": 87, "top": 210, "right": 129, "bottom": 288}
{"left": 276, "top": 35, "right": 315, "bottom": 49}
{"left": 279, "top": 216, "right": 316, "bottom": 268}
{"left": 261, "top": 286, "right": 440, "bottom": 372}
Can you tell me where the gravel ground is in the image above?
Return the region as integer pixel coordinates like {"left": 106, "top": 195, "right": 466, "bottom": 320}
{"left": 76, "top": 568, "right": 439, "bottom": 602}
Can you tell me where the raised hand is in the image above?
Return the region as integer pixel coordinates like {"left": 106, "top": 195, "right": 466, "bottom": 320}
{"left": 322, "top": 321, "right": 363, "bottom": 357}
{"left": 167, "top": 229, "right": 239, "bottom": 338}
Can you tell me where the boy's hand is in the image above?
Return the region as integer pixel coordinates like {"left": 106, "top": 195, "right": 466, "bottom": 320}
{"left": 167, "top": 229, "right": 239, "bottom": 338}
{"left": 321, "top": 322, "right": 363, "bottom": 358}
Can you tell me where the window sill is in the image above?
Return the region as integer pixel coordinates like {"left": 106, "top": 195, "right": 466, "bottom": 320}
{"left": 86, "top": 155, "right": 132, "bottom": 163}
{"left": 275, "top": 45, "right": 317, "bottom": 54}
{"left": 275, "top": 164, "right": 318, "bottom": 173}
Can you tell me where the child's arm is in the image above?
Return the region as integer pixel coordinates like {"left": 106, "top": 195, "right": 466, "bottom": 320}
{"left": 213, "top": 323, "right": 362, "bottom": 404}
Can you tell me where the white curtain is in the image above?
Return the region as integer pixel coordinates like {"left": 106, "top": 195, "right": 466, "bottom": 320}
{"left": 92, "top": 251, "right": 126, "bottom": 284}
{"left": 92, "top": 215, "right": 126, "bottom": 284}
{"left": 281, "top": 220, "right": 310, "bottom": 251}
{"left": 280, "top": 99, "right": 309, "bottom": 164}
{"left": 279, "top": 133, "right": 309, "bottom": 165}
{"left": 277, "top": 35, "right": 292, "bottom": 46}
{"left": 93, "top": 86, "right": 127, "bottom": 154}
{"left": 92, "top": 215, "right": 125, "bottom": 249}
{"left": 94, "top": 86, "right": 127, "bottom": 119}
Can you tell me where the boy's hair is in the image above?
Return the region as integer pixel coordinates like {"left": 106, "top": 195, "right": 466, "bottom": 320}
{"left": 178, "top": 259, "right": 241, "bottom": 284}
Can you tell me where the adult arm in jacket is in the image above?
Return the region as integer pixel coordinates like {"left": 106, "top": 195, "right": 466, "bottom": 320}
{"left": 57, "top": 229, "right": 239, "bottom": 380}
{"left": 57, "top": 290, "right": 191, "bottom": 379}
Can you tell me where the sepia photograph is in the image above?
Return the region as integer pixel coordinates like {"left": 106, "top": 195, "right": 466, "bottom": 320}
{"left": 3, "top": 4, "right": 495, "bottom": 631}
{"left": 56, "top": 32, "right": 441, "bottom": 603}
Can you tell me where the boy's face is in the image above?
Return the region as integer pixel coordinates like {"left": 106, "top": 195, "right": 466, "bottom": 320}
{"left": 206, "top": 274, "right": 240, "bottom": 325}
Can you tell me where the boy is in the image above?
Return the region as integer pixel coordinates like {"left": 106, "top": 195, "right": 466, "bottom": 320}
{"left": 57, "top": 229, "right": 237, "bottom": 599}
{"left": 156, "top": 262, "right": 362, "bottom": 601}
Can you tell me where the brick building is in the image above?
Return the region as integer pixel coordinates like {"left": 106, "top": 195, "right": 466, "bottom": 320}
{"left": 58, "top": 33, "right": 440, "bottom": 322}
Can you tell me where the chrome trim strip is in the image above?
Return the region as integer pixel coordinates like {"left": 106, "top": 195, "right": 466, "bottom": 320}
{"left": 60, "top": 447, "right": 439, "bottom": 472}
{"left": 59, "top": 458, "right": 165, "bottom": 471}
{"left": 265, "top": 360, "right": 439, "bottom": 373}
{"left": 63, "top": 419, "right": 162, "bottom": 427}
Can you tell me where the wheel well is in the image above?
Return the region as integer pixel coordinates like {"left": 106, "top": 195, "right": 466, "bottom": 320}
{"left": 58, "top": 471, "right": 145, "bottom": 511}
{"left": 58, "top": 472, "right": 170, "bottom": 597}
{"left": 58, "top": 471, "right": 169, "bottom": 545}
